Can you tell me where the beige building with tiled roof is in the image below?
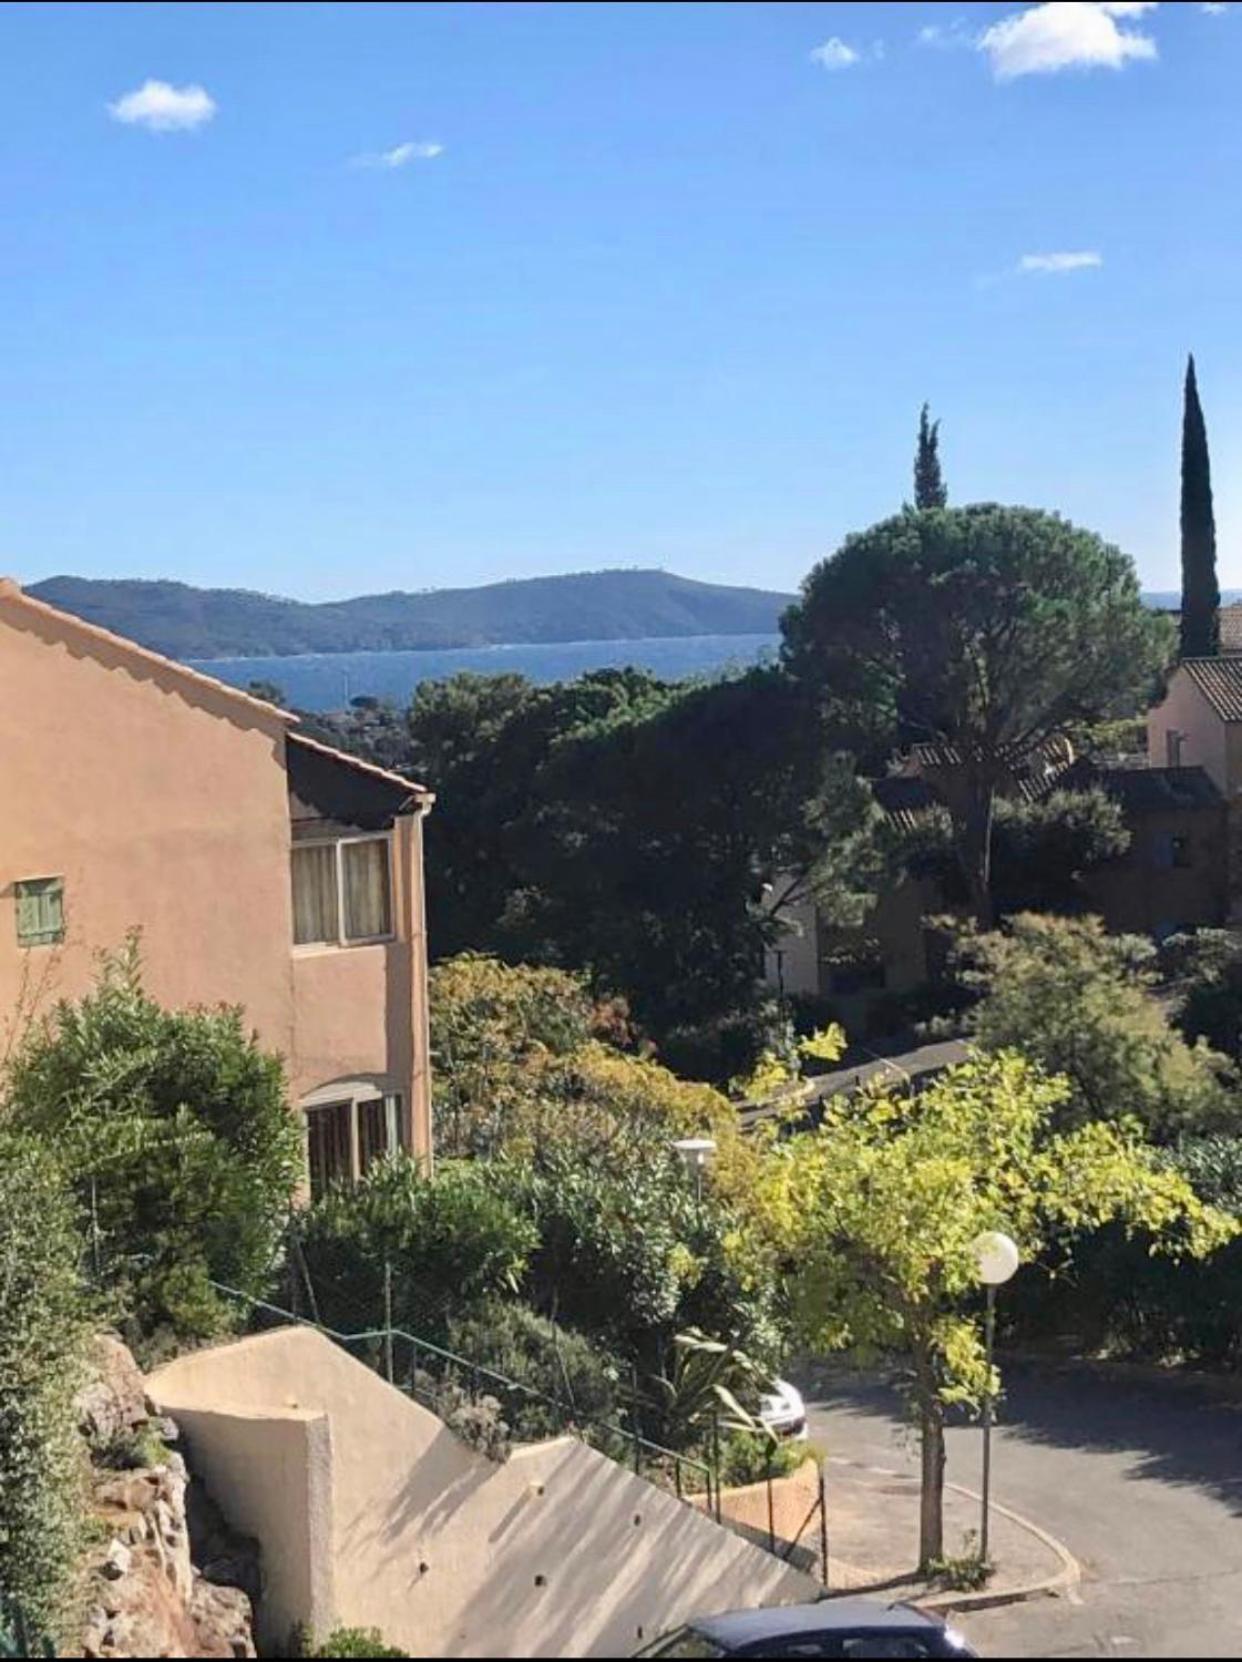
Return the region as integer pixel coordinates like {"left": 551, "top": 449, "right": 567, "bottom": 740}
{"left": 0, "top": 578, "right": 435, "bottom": 1189}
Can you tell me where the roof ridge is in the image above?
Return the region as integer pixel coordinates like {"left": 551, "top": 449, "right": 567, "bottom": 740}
{"left": 0, "top": 577, "right": 295, "bottom": 726}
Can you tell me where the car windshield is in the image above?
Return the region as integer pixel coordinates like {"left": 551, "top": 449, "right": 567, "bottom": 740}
{"left": 741, "top": 1636, "right": 947, "bottom": 1659}
{"left": 637, "top": 1629, "right": 728, "bottom": 1658}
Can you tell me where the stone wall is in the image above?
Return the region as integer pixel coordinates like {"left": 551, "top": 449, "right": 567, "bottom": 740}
{"left": 73, "top": 1336, "right": 259, "bottom": 1661}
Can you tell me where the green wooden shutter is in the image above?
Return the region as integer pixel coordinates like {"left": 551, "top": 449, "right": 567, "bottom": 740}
{"left": 15, "top": 878, "right": 64, "bottom": 946}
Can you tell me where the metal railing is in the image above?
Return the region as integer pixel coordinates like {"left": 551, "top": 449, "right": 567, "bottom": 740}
{"left": 208, "top": 1280, "right": 723, "bottom": 1517}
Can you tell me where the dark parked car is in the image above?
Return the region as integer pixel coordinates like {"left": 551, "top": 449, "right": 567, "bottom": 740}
{"left": 636, "top": 1599, "right": 978, "bottom": 1659}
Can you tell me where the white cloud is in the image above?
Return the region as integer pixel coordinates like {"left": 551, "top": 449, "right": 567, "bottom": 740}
{"left": 979, "top": 2, "right": 1159, "bottom": 80}
{"left": 108, "top": 79, "right": 216, "bottom": 132}
{"left": 810, "top": 38, "right": 861, "bottom": 70}
{"left": 1201, "top": 3, "right": 1228, "bottom": 14}
{"left": 353, "top": 140, "right": 444, "bottom": 169}
{"left": 1019, "top": 250, "right": 1104, "bottom": 272}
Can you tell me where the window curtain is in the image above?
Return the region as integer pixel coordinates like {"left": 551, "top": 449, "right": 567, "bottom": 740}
{"left": 342, "top": 839, "right": 392, "bottom": 940}
{"left": 292, "top": 844, "right": 339, "bottom": 944}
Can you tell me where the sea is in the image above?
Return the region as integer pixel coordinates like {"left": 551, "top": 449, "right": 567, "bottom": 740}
{"left": 190, "top": 633, "right": 782, "bottom": 713}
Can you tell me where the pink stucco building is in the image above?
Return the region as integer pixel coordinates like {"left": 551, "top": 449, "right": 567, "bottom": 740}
{"left": 0, "top": 577, "right": 434, "bottom": 1190}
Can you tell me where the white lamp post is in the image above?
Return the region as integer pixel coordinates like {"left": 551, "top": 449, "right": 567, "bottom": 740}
{"left": 972, "top": 1230, "right": 1020, "bottom": 1564}
{"left": 672, "top": 1136, "right": 718, "bottom": 1206}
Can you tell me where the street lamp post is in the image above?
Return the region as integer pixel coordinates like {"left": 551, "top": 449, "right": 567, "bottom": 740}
{"left": 672, "top": 1136, "right": 718, "bottom": 1207}
{"left": 971, "top": 1230, "right": 1020, "bottom": 1565}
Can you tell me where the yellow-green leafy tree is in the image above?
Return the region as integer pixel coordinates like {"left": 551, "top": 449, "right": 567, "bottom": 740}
{"left": 430, "top": 952, "right": 750, "bottom": 1169}
{"left": 742, "top": 1050, "right": 1235, "bottom": 1567}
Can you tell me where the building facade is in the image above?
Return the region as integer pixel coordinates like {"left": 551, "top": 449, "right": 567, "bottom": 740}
{"left": 0, "top": 578, "right": 433, "bottom": 1191}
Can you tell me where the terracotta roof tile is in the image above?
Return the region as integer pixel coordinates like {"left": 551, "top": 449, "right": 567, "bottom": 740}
{"left": 1180, "top": 657, "right": 1242, "bottom": 722}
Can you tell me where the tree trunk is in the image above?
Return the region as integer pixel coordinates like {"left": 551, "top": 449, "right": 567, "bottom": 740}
{"left": 957, "top": 775, "right": 995, "bottom": 927}
{"left": 919, "top": 1396, "right": 947, "bottom": 1570}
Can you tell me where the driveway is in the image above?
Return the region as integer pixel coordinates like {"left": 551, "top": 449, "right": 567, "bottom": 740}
{"left": 801, "top": 1359, "right": 1242, "bottom": 1658}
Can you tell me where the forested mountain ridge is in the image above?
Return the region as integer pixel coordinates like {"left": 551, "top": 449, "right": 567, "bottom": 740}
{"left": 26, "top": 569, "right": 792, "bottom": 658}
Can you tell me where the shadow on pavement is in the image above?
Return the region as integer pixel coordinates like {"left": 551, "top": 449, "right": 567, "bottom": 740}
{"left": 801, "top": 1355, "right": 1242, "bottom": 1519}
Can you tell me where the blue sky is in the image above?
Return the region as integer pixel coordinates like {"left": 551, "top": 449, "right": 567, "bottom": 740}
{"left": 1, "top": 1, "right": 1239, "bottom": 601}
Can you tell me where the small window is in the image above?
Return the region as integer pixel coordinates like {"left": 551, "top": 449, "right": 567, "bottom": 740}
{"left": 1151, "top": 832, "right": 1193, "bottom": 871}
{"left": 292, "top": 836, "right": 392, "bottom": 947}
{"left": 830, "top": 957, "right": 887, "bottom": 996}
{"left": 292, "top": 845, "right": 339, "bottom": 945}
{"left": 342, "top": 838, "right": 392, "bottom": 941}
{"left": 306, "top": 1093, "right": 403, "bottom": 1197}
{"left": 1166, "top": 730, "right": 1184, "bottom": 769}
{"left": 15, "top": 877, "right": 65, "bottom": 947}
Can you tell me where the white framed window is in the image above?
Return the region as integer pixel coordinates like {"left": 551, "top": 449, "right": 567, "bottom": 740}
{"left": 292, "top": 834, "right": 393, "bottom": 947}
{"left": 305, "top": 1091, "right": 405, "bottom": 1198}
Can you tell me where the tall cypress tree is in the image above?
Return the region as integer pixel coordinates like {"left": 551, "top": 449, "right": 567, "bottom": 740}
{"left": 914, "top": 403, "right": 947, "bottom": 510}
{"left": 1180, "top": 354, "right": 1220, "bottom": 659}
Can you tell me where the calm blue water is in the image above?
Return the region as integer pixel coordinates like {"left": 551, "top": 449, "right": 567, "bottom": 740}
{"left": 190, "top": 633, "right": 781, "bottom": 713}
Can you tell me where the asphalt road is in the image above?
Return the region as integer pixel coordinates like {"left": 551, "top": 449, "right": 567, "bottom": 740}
{"left": 801, "top": 1360, "right": 1242, "bottom": 1659}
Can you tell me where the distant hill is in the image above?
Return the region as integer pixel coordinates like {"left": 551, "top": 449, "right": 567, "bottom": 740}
{"left": 1143, "top": 590, "right": 1242, "bottom": 610}
{"left": 26, "top": 569, "right": 793, "bottom": 660}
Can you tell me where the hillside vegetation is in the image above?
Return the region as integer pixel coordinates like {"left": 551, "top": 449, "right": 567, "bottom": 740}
{"left": 28, "top": 568, "right": 791, "bottom": 659}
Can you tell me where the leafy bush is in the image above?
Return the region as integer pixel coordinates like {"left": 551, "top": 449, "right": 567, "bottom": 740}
{"left": 717, "top": 1431, "right": 807, "bottom": 1489}
{"left": 492, "top": 1155, "right": 786, "bottom": 1380}
{"left": 431, "top": 951, "right": 736, "bottom": 1164}
{"left": 445, "top": 1300, "right": 622, "bottom": 1440}
{"left": 3, "top": 939, "right": 302, "bottom": 1350}
{"left": 296, "top": 1156, "right": 538, "bottom": 1340}
{"left": 295, "top": 1627, "right": 409, "bottom": 1659}
{"left": 961, "top": 914, "right": 1233, "bottom": 1138}
{"left": 1009, "top": 1133, "right": 1242, "bottom": 1367}
{"left": 96, "top": 1425, "right": 173, "bottom": 1472}
{"left": 0, "top": 1133, "right": 89, "bottom": 1641}
{"left": 1163, "top": 931, "right": 1242, "bottom": 1064}
{"left": 990, "top": 789, "right": 1130, "bottom": 917}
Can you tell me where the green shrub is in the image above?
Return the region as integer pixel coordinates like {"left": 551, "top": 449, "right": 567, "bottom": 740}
{"left": 0, "top": 1133, "right": 89, "bottom": 1641}
{"left": 445, "top": 1300, "right": 623, "bottom": 1440}
{"left": 962, "top": 914, "right": 1233, "bottom": 1138}
{"left": 1008, "top": 1136, "right": 1242, "bottom": 1368}
{"left": 96, "top": 1425, "right": 172, "bottom": 1473}
{"left": 716, "top": 1430, "right": 807, "bottom": 1489}
{"left": 491, "top": 1155, "right": 786, "bottom": 1377}
{"left": 295, "top": 1626, "right": 409, "bottom": 1659}
{"left": 296, "top": 1156, "right": 538, "bottom": 1341}
{"left": 3, "top": 939, "right": 302, "bottom": 1351}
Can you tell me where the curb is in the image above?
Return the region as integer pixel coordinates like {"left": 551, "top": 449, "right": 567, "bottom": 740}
{"left": 917, "top": 1482, "right": 1081, "bottom": 1614}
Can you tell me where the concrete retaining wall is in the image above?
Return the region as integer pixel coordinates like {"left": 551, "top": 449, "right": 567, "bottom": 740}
{"left": 150, "top": 1328, "right": 818, "bottom": 1657}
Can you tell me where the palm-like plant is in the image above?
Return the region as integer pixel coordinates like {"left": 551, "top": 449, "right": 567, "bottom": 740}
{"left": 644, "top": 1329, "right": 777, "bottom": 1447}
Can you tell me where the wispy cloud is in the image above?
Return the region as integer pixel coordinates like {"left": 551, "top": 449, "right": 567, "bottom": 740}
{"left": 108, "top": 79, "right": 217, "bottom": 132}
{"left": 1201, "top": 3, "right": 1228, "bottom": 14}
{"left": 979, "top": 3, "right": 1159, "bottom": 81}
{"left": 1019, "top": 250, "right": 1104, "bottom": 273}
{"left": 810, "top": 38, "right": 861, "bottom": 70}
{"left": 917, "top": 17, "right": 977, "bottom": 50}
{"left": 353, "top": 140, "right": 445, "bottom": 170}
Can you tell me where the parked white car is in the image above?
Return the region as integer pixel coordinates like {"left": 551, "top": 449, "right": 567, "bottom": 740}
{"left": 758, "top": 1378, "right": 807, "bottom": 1440}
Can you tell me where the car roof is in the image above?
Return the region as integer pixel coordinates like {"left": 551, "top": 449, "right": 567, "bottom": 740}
{"left": 694, "top": 1599, "right": 939, "bottom": 1646}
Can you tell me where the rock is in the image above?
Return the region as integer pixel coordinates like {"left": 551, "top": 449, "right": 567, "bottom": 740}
{"left": 101, "top": 1540, "right": 133, "bottom": 1581}
{"left": 75, "top": 1336, "right": 149, "bottom": 1454}
{"left": 75, "top": 1333, "right": 258, "bottom": 1660}
{"left": 190, "top": 1581, "right": 258, "bottom": 1660}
